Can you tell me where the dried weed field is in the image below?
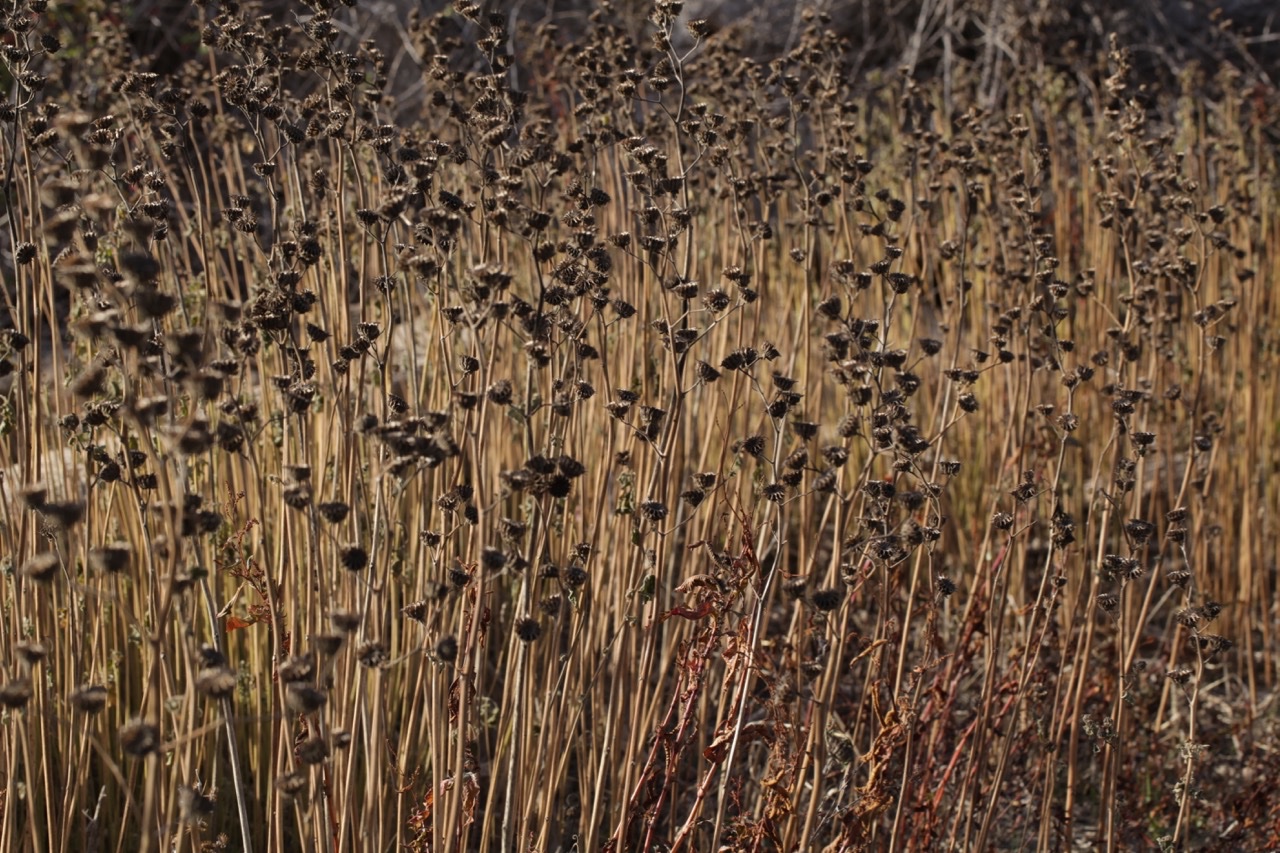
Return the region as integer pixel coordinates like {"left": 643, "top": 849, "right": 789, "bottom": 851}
{"left": 1, "top": 0, "right": 1278, "bottom": 850}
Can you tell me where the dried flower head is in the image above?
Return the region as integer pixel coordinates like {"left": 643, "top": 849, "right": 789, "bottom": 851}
{"left": 330, "top": 610, "right": 362, "bottom": 633}
{"left": 515, "top": 617, "right": 542, "bottom": 642}
{"left": 563, "top": 565, "right": 589, "bottom": 588}
{"left": 0, "top": 679, "right": 33, "bottom": 708}
{"left": 119, "top": 720, "right": 161, "bottom": 757}
{"left": 297, "top": 736, "right": 329, "bottom": 765}
{"left": 638, "top": 501, "right": 668, "bottom": 522}
{"left": 177, "top": 785, "right": 216, "bottom": 823}
{"left": 195, "top": 667, "right": 238, "bottom": 699}
{"left": 783, "top": 576, "right": 808, "bottom": 600}
{"left": 15, "top": 641, "right": 48, "bottom": 667}
{"left": 356, "top": 641, "right": 389, "bottom": 668}
{"left": 69, "top": 684, "right": 109, "bottom": 713}
{"left": 277, "top": 656, "right": 315, "bottom": 683}
{"left": 313, "top": 634, "right": 345, "bottom": 656}
{"left": 284, "top": 683, "right": 327, "bottom": 714}
{"left": 317, "top": 501, "right": 350, "bottom": 523}
{"left": 275, "top": 772, "right": 308, "bottom": 799}
{"left": 22, "top": 552, "right": 60, "bottom": 583}
{"left": 88, "top": 543, "right": 132, "bottom": 574}
{"left": 435, "top": 635, "right": 459, "bottom": 663}
{"left": 811, "top": 589, "right": 842, "bottom": 611}
{"left": 340, "top": 545, "right": 369, "bottom": 571}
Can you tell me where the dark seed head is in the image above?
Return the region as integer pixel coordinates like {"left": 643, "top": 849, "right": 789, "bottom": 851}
{"left": 119, "top": 719, "right": 161, "bottom": 756}
{"left": 638, "top": 501, "right": 668, "bottom": 522}
{"left": 297, "top": 736, "right": 329, "bottom": 765}
{"left": 23, "top": 552, "right": 60, "bottom": 583}
{"left": 356, "top": 641, "right": 389, "bottom": 668}
{"left": 89, "top": 543, "right": 132, "bottom": 574}
{"left": 811, "top": 589, "right": 842, "bottom": 612}
{"left": 195, "top": 667, "right": 238, "bottom": 699}
{"left": 275, "top": 772, "right": 308, "bottom": 799}
{"left": 435, "top": 634, "right": 458, "bottom": 662}
{"left": 42, "top": 500, "right": 85, "bottom": 529}
{"left": 178, "top": 786, "right": 217, "bottom": 822}
{"left": 277, "top": 656, "right": 315, "bottom": 683}
{"left": 317, "top": 501, "right": 350, "bottom": 523}
{"left": 340, "top": 545, "right": 368, "bottom": 571}
{"left": 284, "top": 683, "right": 327, "bottom": 714}
{"left": 515, "top": 617, "right": 542, "bottom": 642}
{"left": 313, "top": 633, "right": 345, "bottom": 656}
{"left": 329, "top": 610, "right": 362, "bottom": 633}
{"left": 69, "top": 684, "right": 109, "bottom": 713}
{"left": 0, "top": 679, "right": 33, "bottom": 708}
{"left": 15, "top": 641, "right": 48, "bottom": 667}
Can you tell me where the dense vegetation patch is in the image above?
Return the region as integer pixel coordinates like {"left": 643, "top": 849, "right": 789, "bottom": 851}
{"left": 1, "top": 1, "right": 1278, "bottom": 850}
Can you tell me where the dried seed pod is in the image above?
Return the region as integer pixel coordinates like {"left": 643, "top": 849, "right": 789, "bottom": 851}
{"left": 284, "top": 683, "right": 327, "bottom": 714}
{"left": 69, "top": 684, "right": 109, "bottom": 713}
{"left": 313, "top": 634, "right": 345, "bottom": 656}
{"left": 811, "top": 589, "right": 842, "bottom": 611}
{"left": 340, "top": 545, "right": 368, "bottom": 571}
{"left": 330, "top": 610, "right": 362, "bottom": 633}
{"left": 88, "top": 543, "right": 132, "bottom": 574}
{"left": 826, "top": 729, "right": 856, "bottom": 764}
{"left": 19, "top": 483, "right": 47, "bottom": 510}
{"left": 515, "top": 617, "right": 541, "bottom": 643}
{"left": 297, "top": 736, "right": 329, "bottom": 765}
{"left": 23, "top": 553, "right": 60, "bottom": 583}
{"left": 195, "top": 667, "right": 237, "bottom": 699}
{"left": 282, "top": 484, "right": 312, "bottom": 510}
{"left": 275, "top": 772, "right": 308, "bottom": 799}
{"left": 119, "top": 720, "right": 161, "bottom": 757}
{"left": 277, "top": 656, "right": 315, "bottom": 683}
{"left": 317, "top": 501, "right": 350, "bottom": 523}
{"left": 638, "top": 501, "right": 668, "bottom": 522}
{"left": 792, "top": 421, "right": 819, "bottom": 441}
{"left": 401, "top": 600, "right": 429, "bottom": 623}
{"left": 0, "top": 679, "right": 33, "bottom": 708}
{"left": 178, "top": 786, "right": 216, "bottom": 823}
{"left": 41, "top": 500, "right": 85, "bottom": 529}
{"left": 356, "top": 641, "right": 389, "bottom": 668}
{"left": 487, "top": 379, "right": 513, "bottom": 405}
{"left": 15, "top": 641, "right": 48, "bottom": 667}
{"left": 435, "top": 635, "right": 458, "bottom": 662}
{"left": 284, "top": 464, "right": 312, "bottom": 484}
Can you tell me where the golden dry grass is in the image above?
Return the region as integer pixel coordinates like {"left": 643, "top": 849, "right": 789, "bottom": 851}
{"left": 1, "top": 2, "right": 1278, "bottom": 851}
